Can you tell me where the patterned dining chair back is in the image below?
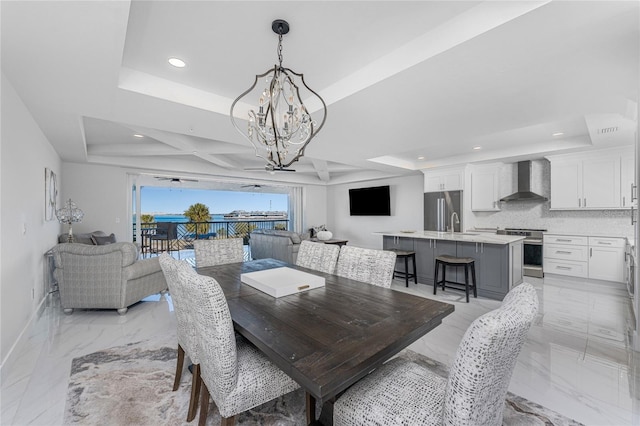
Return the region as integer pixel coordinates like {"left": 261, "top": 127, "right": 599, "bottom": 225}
{"left": 158, "top": 254, "right": 200, "bottom": 364}
{"left": 336, "top": 245, "right": 397, "bottom": 288}
{"left": 442, "top": 283, "right": 539, "bottom": 425}
{"left": 184, "top": 268, "right": 300, "bottom": 423}
{"left": 296, "top": 240, "right": 340, "bottom": 274}
{"left": 332, "top": 283, "right": 538, "bottom": 426}
{"left": 180, "top": 270, "right": 239, "bottom": 399}
{"left": 159, "top": 254, "right": 204, "bottom": 421}
{"left": 194, "top": 238, "right": 244, "bottom": 268}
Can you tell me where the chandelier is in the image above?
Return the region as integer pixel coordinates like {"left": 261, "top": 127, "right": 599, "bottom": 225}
{"left": 230, "top": 19, "right": 327, "bottom": 172}
{"left": 55, "top": 198, "right": 84, "bottom": 243}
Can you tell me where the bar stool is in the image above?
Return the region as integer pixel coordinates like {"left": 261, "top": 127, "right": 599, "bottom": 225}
{"left": 386, "top": 249, "right": 417, "bottom": 287}
{"left": 434, "top": 255, "right": 477, "bottom": 302}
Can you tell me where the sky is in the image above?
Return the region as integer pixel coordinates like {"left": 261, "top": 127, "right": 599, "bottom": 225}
{"left": 140, "top": 187, "right": 289, "bottom": 215}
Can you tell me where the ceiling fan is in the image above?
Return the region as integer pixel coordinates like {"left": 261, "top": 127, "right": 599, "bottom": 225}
{"left": 244, "top": 165, "right": 296, "bottom": 173}
{"left": 154, "top": 176, "right": 199, "bottom": 183}
{"left": 241, "top": 184, "right": 263, "bottom": 188}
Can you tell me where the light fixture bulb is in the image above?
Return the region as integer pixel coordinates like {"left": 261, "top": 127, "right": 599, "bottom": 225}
{"left": 552, "top": 132, "right": 564, "bottom": 137}
{"left": 473, "top": 146, "right": 482, "bottom": 150}
{"left": 133, "top": 134, "right": 144, "bottom": 138}
{"left": 168, "top": 57, "right": 186, "bottom": 68}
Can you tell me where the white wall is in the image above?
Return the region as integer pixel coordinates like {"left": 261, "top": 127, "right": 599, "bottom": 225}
{"left": 327, "top": 174, "right": 424, "bottom": 249}
{"left": 1, "top": 73, "right": 62, "bottom": 366}
{"left": 302, "top": 185, "right": 327, "bottom": 233}
{"left": 61, "top": 163, "right": 131, "bottom": 241}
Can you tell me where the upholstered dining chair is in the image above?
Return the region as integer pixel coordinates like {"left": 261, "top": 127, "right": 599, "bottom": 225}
{"left": 295, "top": 240, "right": 340, "bottom": 274}
{"left": 333, "top": 283, "right": 539, "bottom": 426}
{"left": 335, "top": 245, "right": 397, "bottom": 288}
{"left": 176, "top": 267, "right": 300, "bottom": 426}
{"left": 158, "top": 254, "right": 202, "bottom": 422}
{"left": 194, "top": 238, "right": 244, "bottom": 268}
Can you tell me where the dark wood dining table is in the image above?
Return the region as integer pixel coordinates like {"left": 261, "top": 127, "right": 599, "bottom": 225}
{"left": 197, "top": 258, "right": 454, "bottom": 423}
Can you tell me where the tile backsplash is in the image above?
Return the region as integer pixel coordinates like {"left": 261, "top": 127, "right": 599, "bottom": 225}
{"left": 470, "top": 159, "right": 634, "bottom": 238}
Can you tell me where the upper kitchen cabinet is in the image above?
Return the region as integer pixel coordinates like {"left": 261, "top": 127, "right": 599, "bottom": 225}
{"left": 548, "top": 159, "right": 581, "bottom": 209}
{"left": 621, "top": 155, "right": 636, "bottom": 208}
{"left": 470, "top": 164, "right": 501, "bottom": 211}
{"left": 547, "top": 146, "right": 633, "bottom": 210}
{"left": 582, "top": 157, "right": 620, "bottom": 208}
{"left": 423, "top": 166, "right": 465, "bottom": 192}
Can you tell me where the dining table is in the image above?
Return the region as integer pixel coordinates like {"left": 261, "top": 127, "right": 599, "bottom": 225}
{"left": 197, "top": 258, "right": 455, "bottom": 424}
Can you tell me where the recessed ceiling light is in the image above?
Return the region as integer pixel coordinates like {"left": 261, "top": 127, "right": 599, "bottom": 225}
{"left": 133, "top": 134, "right": 144, "bottom": 138}
{"left": 473, "top": 146, "right": 482, "bottom": 150}
{"left": 552, "top": 132, "right": 564, "bottom": 137}
{"left": 168, "top": 57, "right": 186, "bottom": 68}
{"left": 417, "top": 156, "right": 425, "bottom": 160}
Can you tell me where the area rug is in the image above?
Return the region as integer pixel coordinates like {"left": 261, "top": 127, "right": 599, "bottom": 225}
{"left": 63, "top": 340, "right": 583, "bottom": 425}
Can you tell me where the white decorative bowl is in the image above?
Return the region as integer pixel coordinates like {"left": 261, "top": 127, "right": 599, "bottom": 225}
{"left": 316, "top": 230, "right": 333, "bottom": 241}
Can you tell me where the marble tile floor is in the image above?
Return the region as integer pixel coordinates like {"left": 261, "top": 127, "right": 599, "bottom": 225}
{"left": 2, "top": 274, "right": 639, "bottom": 425}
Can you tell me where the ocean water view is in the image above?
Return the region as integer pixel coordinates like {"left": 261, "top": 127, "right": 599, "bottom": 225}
{"left": 136, "top": 212, "right": 288, "bottom": 223}
{"left": 157, "top": 214, "right": 217, "bottom": 223}
{"left": 136, "top": 214, "right": 225, "bottom": 223}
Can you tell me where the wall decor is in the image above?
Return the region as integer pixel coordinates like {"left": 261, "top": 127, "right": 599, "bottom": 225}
{"left": 45, "top": 167, "right": 58, "bottom": 221}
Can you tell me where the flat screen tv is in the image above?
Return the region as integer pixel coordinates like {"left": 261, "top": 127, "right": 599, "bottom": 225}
{"left": 349, "top": 185, "right": 391, "bottom": 216}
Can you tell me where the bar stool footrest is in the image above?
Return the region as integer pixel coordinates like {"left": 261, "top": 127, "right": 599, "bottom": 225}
{"left": 438, "top": 280, "right": 472, "bottom": 292}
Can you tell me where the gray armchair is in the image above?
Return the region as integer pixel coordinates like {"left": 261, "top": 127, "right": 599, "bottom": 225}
{"left": 52, "top": 242, "right": 168, "bottom": 315}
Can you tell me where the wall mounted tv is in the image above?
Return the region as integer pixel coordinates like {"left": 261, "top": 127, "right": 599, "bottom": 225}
{"left": 349, "top": 185, "right": 391, "bottom": 216}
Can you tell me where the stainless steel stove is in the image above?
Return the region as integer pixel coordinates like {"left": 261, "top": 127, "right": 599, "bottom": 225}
{"left": 497, "top": 228, "right": 546, "bottom": 278}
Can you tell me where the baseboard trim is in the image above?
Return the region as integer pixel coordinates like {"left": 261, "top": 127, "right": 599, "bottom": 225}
{"left": 0, "top": 293, "right": 48, "bottom": 382}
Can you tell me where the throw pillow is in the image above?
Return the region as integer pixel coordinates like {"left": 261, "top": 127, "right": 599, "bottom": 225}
{"left": 91, "top": 233, "right": 116, "bottom": 245}
{"left": 289, "top": 233, "right": 302, "bottom": 244}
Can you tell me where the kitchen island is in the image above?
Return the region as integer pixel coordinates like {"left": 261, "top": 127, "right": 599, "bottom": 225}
{"left": 376, "top": 231, "right": 525, "bottom": 301}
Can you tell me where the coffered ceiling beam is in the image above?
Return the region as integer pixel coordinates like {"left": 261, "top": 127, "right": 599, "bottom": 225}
{"left": 311, "top": 159, "right": 331, "bottom": 183}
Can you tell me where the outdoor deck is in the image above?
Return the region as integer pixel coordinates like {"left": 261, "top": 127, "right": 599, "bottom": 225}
{"left": 136, "top": 218, "right": 285, "bottom": 265}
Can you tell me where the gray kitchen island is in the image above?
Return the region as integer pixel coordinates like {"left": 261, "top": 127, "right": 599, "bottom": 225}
{"left": 377, "top": 231, "right": 525, "bottom": 301}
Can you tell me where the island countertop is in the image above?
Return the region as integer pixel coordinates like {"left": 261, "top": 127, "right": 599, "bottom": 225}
{"left": 374, "top": 230, "right": 525, "bottom": 245}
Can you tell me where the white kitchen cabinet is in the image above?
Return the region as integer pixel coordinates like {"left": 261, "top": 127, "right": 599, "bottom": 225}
{"left": 471, "top": 165, "right": 500, "bottom": 211}
{"left": 423, "top": 167, "right": 464, "bottom": 192}
{"left": 544, "top": 234, "right": 625, "bottom": 282}
{"left": 588, "top": 237, "right": 625, "bottom": 282}
{"left": 543, "top": 234, "right": 588, "bottom": 278}
{"left": 549, "top": 160, "right": 581, "bottom": 209}
{"left": 582, "top": 157, "right": 620, "bottom": 208}
{"left": 545, "top": 258, "right": 589, "bottom": 278}
{"left": 547, "top": 147, "right": 631, "bottom": 210}
{"left": 621, "top": 155, "right": 635, "bottom": 208}
{"left": 544, "top": 243, "right": 589, "bottom": 262}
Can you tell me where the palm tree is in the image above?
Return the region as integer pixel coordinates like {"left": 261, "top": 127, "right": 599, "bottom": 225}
{"left": 184, "top": 203, "right": 211, "bottom": 235}
{"left": 141, "top": 214, "right": 155, "bottom": 224}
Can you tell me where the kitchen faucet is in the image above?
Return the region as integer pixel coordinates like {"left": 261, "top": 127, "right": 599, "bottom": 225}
{"left": 450, "top": 211, "right": 460, "bottom": 234}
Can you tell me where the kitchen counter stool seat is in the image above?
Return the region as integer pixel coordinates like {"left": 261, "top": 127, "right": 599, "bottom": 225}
{"left": 386, "top": 249, "right": 417, "bottom": 287}
{"left": 434, "top": 255, "right": 477, "bottom": 302}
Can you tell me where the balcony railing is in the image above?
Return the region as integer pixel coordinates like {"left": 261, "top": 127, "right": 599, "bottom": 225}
{"left": 134, "top": 219, "right": 289, "bottom": 262}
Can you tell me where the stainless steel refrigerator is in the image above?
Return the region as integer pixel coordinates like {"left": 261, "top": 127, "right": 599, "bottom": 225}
{"left": 424, "top": 191, "right": 462, "bottom": 232}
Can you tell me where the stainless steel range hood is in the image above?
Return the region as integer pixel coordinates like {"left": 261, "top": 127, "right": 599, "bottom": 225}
{"left": 499, "top": 161, "right": 548, "bottom": 202}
